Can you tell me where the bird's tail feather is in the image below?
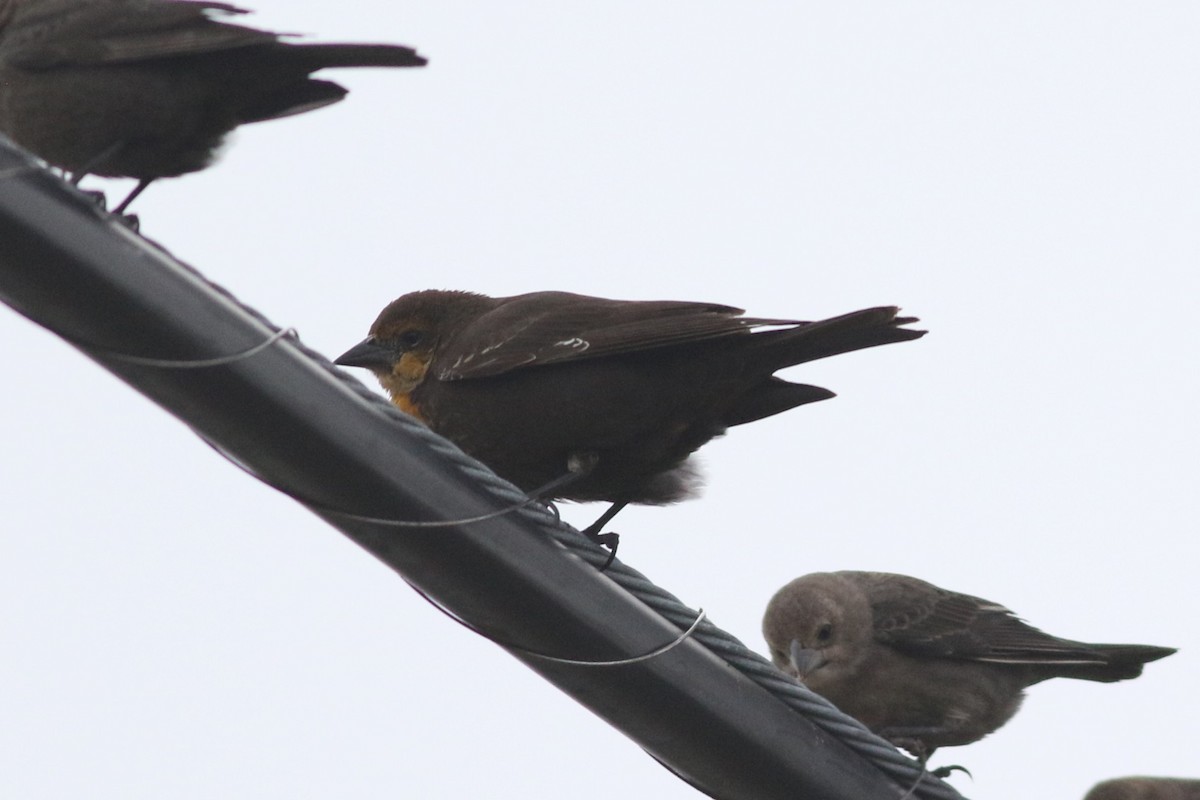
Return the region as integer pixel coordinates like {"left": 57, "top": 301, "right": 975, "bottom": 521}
{"left": 754, "top": 306, "right": 926, "bottom": 371}
{"left": 1056, "top": 643, "right": 1177, "bottom": 682}
{"left": 238, "top": 79, "right": 346, "bottom": 123}
{"left": 291, "top": 43, "right": 428, "bottom": 69}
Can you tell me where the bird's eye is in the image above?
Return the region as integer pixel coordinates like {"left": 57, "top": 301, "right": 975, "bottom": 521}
{"left": 398, "top": 330, "right": 424, "bottom": 349}
{"left": 816, "top": 623, "right": 833, "bottom": 642}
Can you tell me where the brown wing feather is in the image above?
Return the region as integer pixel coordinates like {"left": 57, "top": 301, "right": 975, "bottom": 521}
{"left": 853, "top": 572, "right": 1109, "bottom": 666}
{"left": 437, "top": 291, "right": 801, "bottom": 380}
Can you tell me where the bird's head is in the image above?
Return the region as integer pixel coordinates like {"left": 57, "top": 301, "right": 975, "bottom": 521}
{"left": 762, "top": 572, "right": 873, "bottom": 687}
{"left": 336, "top": 290, "right": 490, "bottom": 411}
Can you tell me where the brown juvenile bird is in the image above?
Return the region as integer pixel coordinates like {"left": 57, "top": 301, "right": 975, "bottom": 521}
{"left": 762, "top": 571, "right": 1176, "bottom": 759}
{"left": 1085, "top": 778, "right": 1200, "bottom": 800}
{"left": 336, "top": 290, "right": 925, "bottom": 538}
{"left": 0, "top": 0, "right": 427, "bottom": 211}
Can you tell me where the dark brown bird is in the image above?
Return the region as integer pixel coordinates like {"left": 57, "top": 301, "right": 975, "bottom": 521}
{"left": 0, "top": 0, "right": 427, "bottom": 211}
{"left": 336, "top": 290, "right": 925, "bottom": 536}
{"left": 762, "top": 571, "right": 1176, "bottom": 759}
{"left": 1085, "top": 778, "right": 1200, "bottom": 800}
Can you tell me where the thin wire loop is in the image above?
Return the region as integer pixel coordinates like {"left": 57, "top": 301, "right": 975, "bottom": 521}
{"left": 899, "top": 766, "right": 930, "bottom": 800}
{"left": 322, "top": 497, "right": 550, "bottom": 527}
{"left": 314, "top": 469, "right": 580, "bottom": 527}
{"left": 898, "top": 761, "right": 970, "bottom": 799}
{"left": 198, "top": 433, "right": 700, "bottom": 666}
{"left": 405, "top": 573, "right": 707, "bottom": 667}
{"left": 202, "top": 437, "right": 548, "bottom": 526}
{"left": 196, "top": 433, "right": 576, "bottom": 536}
{"left": 85, "top": 326, "right": 297, "bottom": 368}
{"left": 520, "top": 609, "right": 706, "bottom": 667}
{"left": 197, "top": 431, "right": 583, "bottom": 531}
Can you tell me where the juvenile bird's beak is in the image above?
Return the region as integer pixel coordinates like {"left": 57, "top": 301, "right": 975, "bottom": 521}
{"left": 335, "top": 338, "right": 395, "bottom": 369}
{"left": 789, "top": 641, "right": 827, "bottom": 679}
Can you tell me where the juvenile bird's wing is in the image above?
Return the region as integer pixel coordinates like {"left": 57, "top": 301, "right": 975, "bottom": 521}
{"left": 437, "top": 291, "right": 801, "bottom": 380}
{"left": 854, "top": 572, "right": 1110, "bottom": 666}
{"left": 4, "top": 0, "right": 276, "bottom": 69}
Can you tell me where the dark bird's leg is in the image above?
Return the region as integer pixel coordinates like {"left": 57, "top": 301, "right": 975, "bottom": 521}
{"left": 67, "top": 163, "right": 111, "bottom": 210}
{"left": 582, "top": 500, "right": 627, "bottom": 567}
{"left": 560, "top": 450, "right": 627, "bottom": 554}
{"left": 563, "top": 451, "right": 625, "bottom": 566}
{"left": 67, "top": 142, "right": 151, "bottom": 218}
{"left": 524, "top": 451, "right": 624, "bottom": 569}
{"left": 112, "top": 179, "right": 153, "bottom": 214}
{"left": 887, "top": 734, "right": 970, "bottom": 799}
{"left": 70, "top": 142, "right": 126, "bottom": 186}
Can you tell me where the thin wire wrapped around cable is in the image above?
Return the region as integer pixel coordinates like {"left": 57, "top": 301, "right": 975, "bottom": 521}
{"left": 406, "top": 574, "right": 709, "bottom": 667}
{"left": 194, "top": 431, "right": 704, "bottom": 668}
{"left": 197, "top": 432, "right": 571, "bottom": 531}
{"left": 74, "top": 326, "right": 297, "bottom": 368}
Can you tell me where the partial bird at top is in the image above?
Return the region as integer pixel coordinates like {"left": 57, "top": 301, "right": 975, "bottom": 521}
{"left": 0, "top": 0, "right": 427, "bottom": 212}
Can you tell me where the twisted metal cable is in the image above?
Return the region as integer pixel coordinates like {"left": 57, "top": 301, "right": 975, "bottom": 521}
{"left": 114, "top": 249, "right": 964, "bottom": 800}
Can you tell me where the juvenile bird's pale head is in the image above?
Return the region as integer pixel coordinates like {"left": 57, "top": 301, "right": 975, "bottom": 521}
{"left": 762, "top": 572, "right": 874, "bottom": 689}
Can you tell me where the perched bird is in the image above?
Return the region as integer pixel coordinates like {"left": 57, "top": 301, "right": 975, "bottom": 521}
{"left": 336, "top": 290, "right": 924, "bottom": 539}
{"left": 0, "top": 0, "right": 427, "bottom": 211}
{"left": 1084, "top": 778, "right": 1200, "bottom": 800}
{"left": 762, "top": 571, "right": 1175, "bottom": 759}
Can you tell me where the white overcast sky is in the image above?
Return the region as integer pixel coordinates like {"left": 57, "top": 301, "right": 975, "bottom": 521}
{"left": 2, "top": 2, "right": 1198, "bottom": 799}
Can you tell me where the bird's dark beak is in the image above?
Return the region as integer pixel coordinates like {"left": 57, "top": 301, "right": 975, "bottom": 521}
{"left": 335, "top": 337, "right": 395, "bottom": 370}
{"left": 789, "top": 641, "right": 827, "bottom": 679}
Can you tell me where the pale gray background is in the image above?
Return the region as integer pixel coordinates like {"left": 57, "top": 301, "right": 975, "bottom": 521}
{"left": 2, "top": 2, "right": 1196, "bottom": 798}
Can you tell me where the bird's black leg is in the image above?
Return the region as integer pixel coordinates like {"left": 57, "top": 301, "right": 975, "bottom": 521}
{"left": 581, "top": 501, "right": 627, "bottom": 570}
{"left": 113, "top": 178, "right": 152, "bottom": 215}
{"left": 525, "top": 451, "right": 624, "bottom": 570}
{"left": 564, "top": 451, "right": 624, "bottom": 568}
{"left": 67, "top": 168, "right": 109, "bottom": 210}
{"left": 70, "top": 141, "right": 124, "bottom": 186}
{"left": 67, "top": 142, "right": 146, "bottom": 225}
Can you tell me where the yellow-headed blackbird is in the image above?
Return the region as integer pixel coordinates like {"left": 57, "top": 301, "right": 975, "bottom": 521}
{"left": 0, "top": 0, "right": 426, "bottom": 211}
{"left": 336, "top": 290, "right": 925, "bottom": 533}
{"left": 763, "top": 571, "right": 1175, "bottom": 757}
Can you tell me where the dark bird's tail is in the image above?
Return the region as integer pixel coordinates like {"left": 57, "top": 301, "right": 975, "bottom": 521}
{"left": 754, "top": 306, "right": 927, "bottom": 371}
{"left": 1053, "top": 643, "right": 1177, "bottom": 683}
{"left": 234, "top": 43, "right": 427, "bottom": 123}
{"left": 288, "top": 43, "right": 429, "bottom": 70}
{"left": 722, "top": 307, "right": 924, "bottom": 427}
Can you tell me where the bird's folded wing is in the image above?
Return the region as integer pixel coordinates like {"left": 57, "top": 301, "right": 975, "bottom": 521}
{"left": 865, "top": 574, "right": 1108, "bottom": 665}
{"left": 6, "top": 1, "right": 276, "bottom": 69}
{"left": 438, "top": 291, "right": 802, "bottom": 380}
